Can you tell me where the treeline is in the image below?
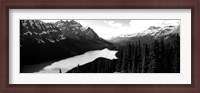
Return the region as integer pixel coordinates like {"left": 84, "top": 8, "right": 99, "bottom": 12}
{"left": 67, "top": 34, "right": 180, "bottom": 73}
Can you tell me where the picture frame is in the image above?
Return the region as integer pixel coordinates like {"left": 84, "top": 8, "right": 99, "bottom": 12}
{"left": 0, "top": 0, "right": 199, "bottom": 93}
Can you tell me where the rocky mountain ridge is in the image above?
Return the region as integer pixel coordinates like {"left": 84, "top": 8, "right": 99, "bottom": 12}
{"left": 20, "top": 20, "right": 116, "bottom": 66}
{"left": 110, "top": 25, "right": 180, "bottom": 43}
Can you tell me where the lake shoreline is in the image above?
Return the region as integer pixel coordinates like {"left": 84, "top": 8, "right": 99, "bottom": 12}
{"left": 21, "top": 48, "right": 118, "bottom": 73}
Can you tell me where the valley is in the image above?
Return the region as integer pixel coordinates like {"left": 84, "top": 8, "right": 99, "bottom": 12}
{"left": 20, "top": 20, "right": 180, "bottom": 73}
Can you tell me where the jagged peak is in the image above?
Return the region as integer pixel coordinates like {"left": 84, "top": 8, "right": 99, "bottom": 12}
{"left": 117, "top": 25, "right": 180, "bottom": 39}
{"left": 69, "top": 20, "right": 78, "bottom": 24}
{"left": 148, "top": 26, "right": 161, "bottom": 30}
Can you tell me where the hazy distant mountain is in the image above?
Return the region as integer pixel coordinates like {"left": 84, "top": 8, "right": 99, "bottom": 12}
{"left": 20, "top": 20, "right": 116, "bottom": 65}
{"left": 109, "top": 25, "right": 180, "bottom": 45}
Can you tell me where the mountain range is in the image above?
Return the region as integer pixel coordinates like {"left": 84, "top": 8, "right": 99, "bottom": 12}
{"left": 20, "top": 20, "right": 115, "bottom": 66}
{"left": 109, "top": 25, "right": 180, "bottom": 45}
{"left": 20, "top": 20, "right": 180, "bottom": 73}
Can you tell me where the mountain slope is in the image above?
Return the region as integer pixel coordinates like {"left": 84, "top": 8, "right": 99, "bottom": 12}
{"left": 20, "top": 20, "right": 116, "bottom": 66}
{"left": 109, "top": 25, "right": 180, "bottom": 45}
{"left": 67, "top": 57, "right": 118, "bottom": 73}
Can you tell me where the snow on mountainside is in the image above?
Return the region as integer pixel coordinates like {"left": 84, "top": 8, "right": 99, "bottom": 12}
{"left": 20, "top": 20, "right": 103, "bottom": 45}
{"left": 55, "top": 20, "right": 99, "bottom": 40}
{"left": 110, "top": 25, "right": 180, "bottom": 43}
{"left": 120, "top": 25, "right": 179, "bottom": 38}
{"left": 20, "top": 20, "right": 116, "bottom": 66}
{"left": 20, "top": 20, "right": 64, "bottom": 44}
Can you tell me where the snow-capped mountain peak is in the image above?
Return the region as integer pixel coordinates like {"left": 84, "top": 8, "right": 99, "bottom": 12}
{"left": 109, "top": 25, "right": 180, "bottom": 43}
{"left": 20, "top": 20, "right": 112, "bottom": 46}
{"left": 121, "top": 25, "right": 179, "bottom": 38}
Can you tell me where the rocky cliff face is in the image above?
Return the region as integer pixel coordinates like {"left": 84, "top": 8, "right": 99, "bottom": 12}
{"left": 20, "top": 20, "right": 116, "bottom": 66}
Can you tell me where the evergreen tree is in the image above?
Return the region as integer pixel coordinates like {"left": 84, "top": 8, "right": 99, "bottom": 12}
{"left": 137, "top": 40, "right": 142, "bottom": 73}
{"left": 153, "top": 40, "right": 162, "bottom": 72}
{"left": 59, "top": 68, "right": 62, "bottom": 73}
{"left": 143, "top": 44, "right": 150, "bottom": 73}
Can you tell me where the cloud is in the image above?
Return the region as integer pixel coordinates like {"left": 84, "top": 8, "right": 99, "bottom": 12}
{"left": 102, "top": 20, "right": 168, "bottom": 39}
{"left": 41, "top": 20, "right": 67, "bottom": 23}
{"left": 129, "top": 20, "right": 163, "bottom": 33}
{"left": 104, "top": 21, "right": 123, "bottom": 28}
{"left": 160, "top": 20, "right": 180, "bottom": 26}
{"left": 128, "top": 20, "right": 180, "bottom": 33}
{"left": 71, "top": 20, "right": 180, "bottom": 40}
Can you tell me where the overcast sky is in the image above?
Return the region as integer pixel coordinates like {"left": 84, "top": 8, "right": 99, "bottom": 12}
{"left": 41, "top": 20, "right": 180, "bottom": 40}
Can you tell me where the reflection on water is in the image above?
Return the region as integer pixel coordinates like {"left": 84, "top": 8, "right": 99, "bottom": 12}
{"left": 36, "top": 48, "right": 118, "bottom": 73}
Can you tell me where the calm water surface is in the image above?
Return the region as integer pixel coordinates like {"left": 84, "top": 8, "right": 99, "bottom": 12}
{"left": 35, "top": 48, "right": 118, "bottom": 73}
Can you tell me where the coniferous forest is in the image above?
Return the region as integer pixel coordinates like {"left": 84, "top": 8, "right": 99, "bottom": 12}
{"left": 67, "top": 34, "right": 180, "bottom": 73}
{"left": 20, "top": 20, "right": 180, "bottom": 73}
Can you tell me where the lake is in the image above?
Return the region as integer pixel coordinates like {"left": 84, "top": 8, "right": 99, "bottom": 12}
{"left": 32, "top": 48, "right": 118, "bottom": 73}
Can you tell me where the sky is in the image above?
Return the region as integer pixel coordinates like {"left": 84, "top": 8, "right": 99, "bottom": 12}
{"left": 41, "top": 20, "right": 180, "bottom": 40}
